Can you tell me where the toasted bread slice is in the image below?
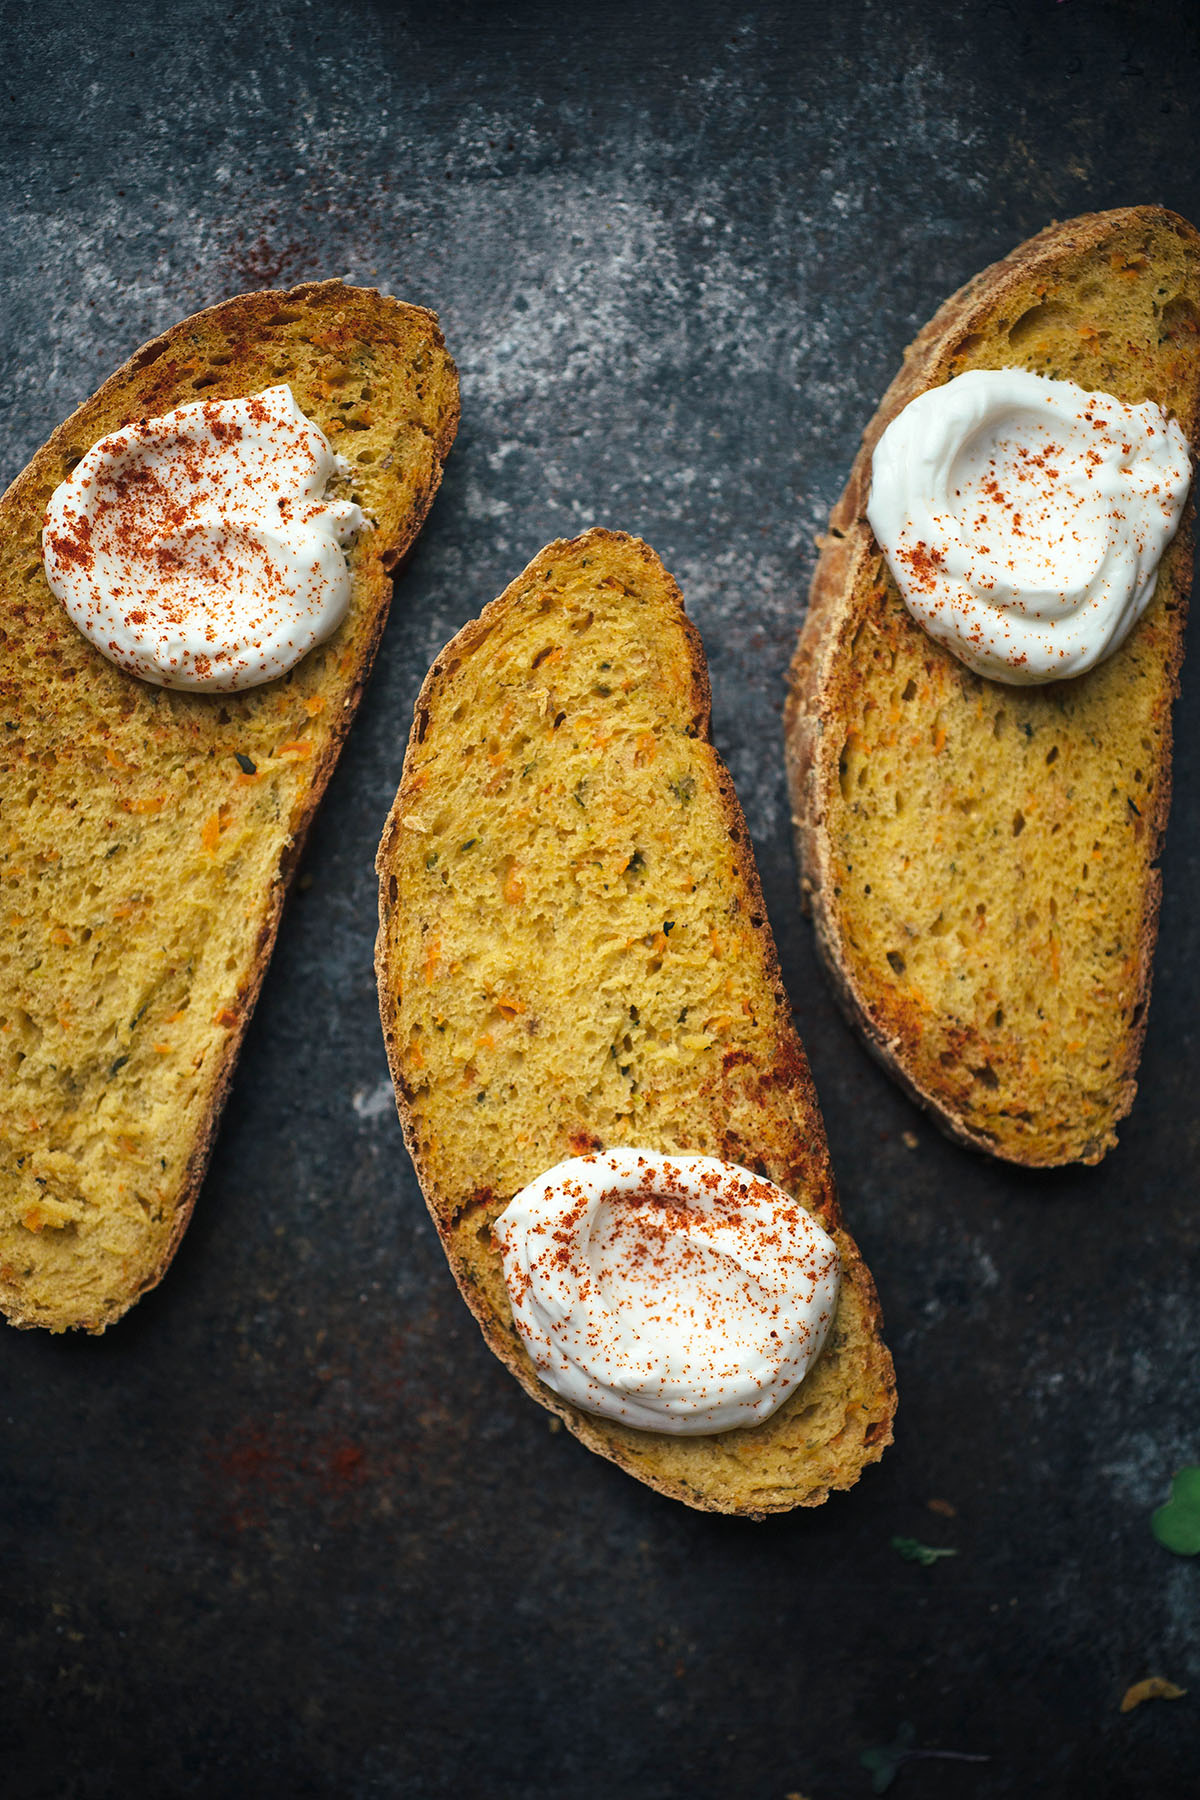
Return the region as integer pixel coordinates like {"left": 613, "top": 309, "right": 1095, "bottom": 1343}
{"left": 786, "top": 207, "right": 1200, "bottom": 1167}
{"left": 376, "top": 529, "right": 895, "bottom": 1515}
{"left": 0, "top": 280, "right": 459, "bottom": 1330}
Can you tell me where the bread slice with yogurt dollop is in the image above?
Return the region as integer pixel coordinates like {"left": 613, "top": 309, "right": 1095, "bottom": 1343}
{"left": 786, "top": 206, "right": 1200, "bottom": 1167}
{"left": 376, "top": 529, "right": 895, "bottom": 1515}
{"left": 0, "top": 281, "right": 458, "bottom": 1329}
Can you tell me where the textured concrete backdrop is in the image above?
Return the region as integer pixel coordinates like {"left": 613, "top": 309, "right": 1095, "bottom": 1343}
{"left": 3, "top": 2, "right": 1200, "bottom": 1795}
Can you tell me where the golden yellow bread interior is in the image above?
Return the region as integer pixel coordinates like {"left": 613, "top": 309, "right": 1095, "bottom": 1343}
{"left": 0, "top": 280, "right": 459, "bottom": 1329}
{"left": 786, "top": 207, "right": 1200, "bottom": 1166}
{"left": 377, "top": 528, "right": 895, "bottom": 1514}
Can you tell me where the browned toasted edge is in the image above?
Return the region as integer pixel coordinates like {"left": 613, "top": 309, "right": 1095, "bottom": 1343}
{"left": 784, "top": 205, "right": 1200, "bottom": 1169}
{"left": 376, "top": 527, "right": 896, "bottom": 1515}
{"left": 2, "top": 278, "right": 460, "bottom": 1329}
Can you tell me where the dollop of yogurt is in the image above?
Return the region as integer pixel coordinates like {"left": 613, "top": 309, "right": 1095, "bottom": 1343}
{"left": 867, "top": 368, "right": 1191, "bottom": 684}
{"left": 42, "top": 384, "right": 364, "bottom": 691}
{"left": 493, "top": 1148, "right": 841, "bottom": 1435}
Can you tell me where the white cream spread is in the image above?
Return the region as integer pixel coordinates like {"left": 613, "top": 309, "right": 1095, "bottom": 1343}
{"left": 866, "top": 368, "right": 1191, "bottom": 684}
{"left": 42, "top": 384, "right": 364, "bottom": 691}
{"left": 493, "top": 1148, "right": 841, "bottom": 1435}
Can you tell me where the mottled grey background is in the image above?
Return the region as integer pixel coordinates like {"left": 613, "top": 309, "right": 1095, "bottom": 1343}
{"left": 3, "top": 2, "right": 1200, "bottom": 1796}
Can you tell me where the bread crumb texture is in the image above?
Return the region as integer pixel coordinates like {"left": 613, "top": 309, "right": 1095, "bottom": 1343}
{"left": 0, "top": 281, "right": 458, "bottom": 1330}
{"left": 378, "top": 529, "right": 895, "bottom": 1514}
{"left": 790, "top": 207, "right": 1200, "bottom": 1167}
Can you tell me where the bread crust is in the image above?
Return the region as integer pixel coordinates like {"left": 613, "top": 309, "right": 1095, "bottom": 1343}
{"left": 377, "top": 529, "right": 896, "bottom": 1515}
{"left": 785, "top": 206, "right": 1200, "bottom": 1167}
{"left": 0, "top": 280, "right": 459, "bottom": 1328}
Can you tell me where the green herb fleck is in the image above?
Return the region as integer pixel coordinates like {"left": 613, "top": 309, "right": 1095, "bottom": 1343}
{"left": 460, "top": 838, "right": 478, "bottom": 853}
{"left": 1152, "top": 1467, "right": 1200, "bottom": 1555}
{"left": 109, "top": 1055, "right": 130, "bottom": 1076}
{"left": 668, "top": 774, "right": 696, "bottom": 805}
{"left": 626, "top": 850, "right": 646, "bottom": 877}
{"left": 663, "top": 920, "right": 675, "bottom": 935}
{"left": 891, "top": 1536, "right": 958, "bottom": 1567}
{"left": 425, "top": 850, "right": 439, "bottom": 870}
{"left": 234, "top": 752, "right": 257, "bottom": 775}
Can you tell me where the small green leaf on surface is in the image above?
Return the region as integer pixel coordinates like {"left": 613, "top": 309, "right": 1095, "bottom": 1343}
{"left": 891, "top": 1535, "right": 958, "bottom": 1567}
{"left": 861, "top": 1721, "right": 989, "bottom": 1793}
{"left": 861, "top": 1723, "right": 917, "bottom": 1794}
{"left": 1151, "top": 1467, "right": 1200, "bottom": 1555}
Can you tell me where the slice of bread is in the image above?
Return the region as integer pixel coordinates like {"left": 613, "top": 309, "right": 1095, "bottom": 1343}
{"left": 376, "top": 529, "right": 895, "bottom": 1516}
{"left": 0, "top": 280, "right": 459, "bottom": 1330}
{"left": 786, "top": 207, "right": 1200, "bottom": 1167}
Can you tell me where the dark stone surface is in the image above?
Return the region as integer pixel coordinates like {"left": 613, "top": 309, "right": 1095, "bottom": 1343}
{"left": 3, "top": 2, "right": 1200, "bottom": 1794}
